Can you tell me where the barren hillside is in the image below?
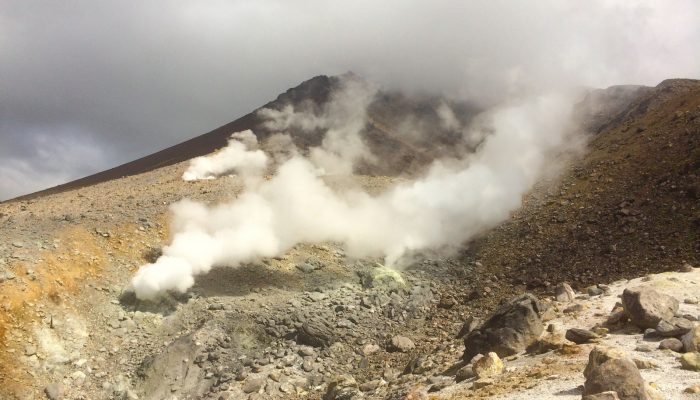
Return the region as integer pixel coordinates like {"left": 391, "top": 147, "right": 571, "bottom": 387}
{"left": 0, "top": 77, "right": 698, "bottom": 400}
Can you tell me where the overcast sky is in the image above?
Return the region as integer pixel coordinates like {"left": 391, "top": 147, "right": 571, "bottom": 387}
{"left": 1, "top": 0, "right": 698, "bottom": 200}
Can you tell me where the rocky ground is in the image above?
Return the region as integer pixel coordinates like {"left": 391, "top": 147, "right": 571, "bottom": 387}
{"left": 0, "top": 79, "right": 699, "bottom": 400}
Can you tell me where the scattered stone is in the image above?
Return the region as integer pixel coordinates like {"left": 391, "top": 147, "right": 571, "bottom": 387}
{"left": 361, "top": 344, "right": 380, "bottom": 356}
{"left": 583, "top": 347, "right": 649, "bottom": 400}
{"left": 438, "top": 295, "right": 458, "bottom": 309}
{"left": 388, "top": 336, "right": 415, "bottom": 353}
{"left": 473, "top": 378, "right": 494, "bottom": 389}
{"left": 359, "top": 380, "right": 380, "bottom": 392}
{"left": 632, "top": 358, "right": 658, "bottom": 369}
{"left": 25, "top": 345, "right": 37, "bottom": 356}
{"left": 582, "top": 392, "right": 620, "bottom": 400}
{"left": 680, "top": 352, "right": 700, "bottom": 371}
{"left": 606, "top": 307, "right": 628, "bottom": 326}
{"left": 621, "top": 287, "right": 679, "bottom": 329}
{"left": 242, "top": 377, "right": 264, "bottom": 394}
{"left": 302, "top": 360, "right": 314, "bottom": 372}
{"left": 564, "top": 303, "right": 585, "bottom": 314}
{"left": 472, "top": 352, "right": 504, "bottom": 379}
{"left": 685, "top": 385, "right": 700, "bottom": 394}
{"left": 680, "top": 263, "right": 695, "bottom": 272}
{"left": 299, "top": 346, "right": 315, "bottom": 357}
{"left": 44, "top": 384, "right": 63, "bottom": 400}
{"left": 403, "top": 355, "right": 431, "bottom": 375}
{"left": 685, "top": 297, "right": 699, "bottom": 305}
{"left": 463, "top": 293, "right": 544, "bottom": 360}
{"left": 634, "top": 344, "right": 653, "bottom": 353}
{"left": 207, "top": 303, "right": 224, "bottom": 311}
{"left": 566, "top": 328, "right": 599, "bottom": 344}
{"left": 555, "top": 282, "right": 576, "bottom": 302}
{"left": 323, "top": 375, "right": 359, "bottom": 400}
{"left": 658, "top": 338, "right": 683, "bottom": 352}
{"left": 526, "top": 332, "right": 566, "bottom": 354}
{"left": 456, "top": 365, "right": 475, "bottom": 382}
{"left": 296, "top": 320, "right": 336, "bottom": 348}
{"left": 592, "top": 327, "right": 609, "bottom": 336}
{"left": 296, "top": 263, "right": 316, "bottom": 273}
{"left": 655, "top": 317, "right": 692, "bottom": 337}
{"left": 587, "top": 286, "right": 604, "bottom": 296}
{"left": 681, "top": 323, "right": 700, "bottom": 352}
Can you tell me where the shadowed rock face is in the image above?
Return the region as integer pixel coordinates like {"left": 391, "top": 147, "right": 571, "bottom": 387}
{"left": 462, "top": 293, "right": 544, "bottom": 360}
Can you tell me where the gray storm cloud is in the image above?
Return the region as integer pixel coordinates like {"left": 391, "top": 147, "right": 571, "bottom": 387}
{"left": 1, "top": 1, "right": 699, "bottom": 199}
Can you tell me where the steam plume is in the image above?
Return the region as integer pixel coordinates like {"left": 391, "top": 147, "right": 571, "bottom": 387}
{"left": 130, "top": 89, "right": 576, "bottom": 300}
{"left": 182, "top": 130, "right": 267, "bottom": 181}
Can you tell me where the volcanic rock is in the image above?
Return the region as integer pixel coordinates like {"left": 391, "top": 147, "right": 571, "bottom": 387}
{"left": 554, "top": 282, "right": 575, "bottom": 302}
{"left": 472, "top": 352, "right": 504, "bottom": 379}
{"left": 583, "top": 392, "right": 621, "bottom": 400}
{"left": 388, "top": 335, "right": 415, "bottom": 353}
{"left": 323, "top": 374, "right": 360, "bottom": 400}
{"left": 44, "top": 384, "right": 63, "bottom": 400}
{"left": 296, "top": 319, "right": 336, "bottom": 348}
{"left": 583, "top": 347, "right": 650, "bottom": 400}
{"left": 463, "top": 293, "right": 544, "bottom": 360}
{"left": 658, "top": 338, "right": 683, "bottom": 352}
{"left": 681, "top": 323, "right": 700, "bottom": 352}
{"left": 680, "top": 352, "right": 700, "bottom": 371}
{"left": 621, "top": 287, "right": 678, "bottom": 329}
{"left": 566, "top": 328, "right": 599, "bottom": 344}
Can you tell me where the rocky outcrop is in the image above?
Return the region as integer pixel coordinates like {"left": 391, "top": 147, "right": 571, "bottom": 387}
{"left": 463, "top": 293, "right": 544, "bottom": 360}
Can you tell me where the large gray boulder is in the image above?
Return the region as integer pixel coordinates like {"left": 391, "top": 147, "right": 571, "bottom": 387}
{"left": 463, "top": 293, "right": 544, "bottom": 360}
{"left": 621, "top": 287, "right": 678, "bottom": 329}
{"left": 583, "top": 347, "right": 651, "bottom": 400}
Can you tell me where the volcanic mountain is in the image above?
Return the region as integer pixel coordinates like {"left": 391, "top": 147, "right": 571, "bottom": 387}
{"left": 0, "top": 76, "right": 698, "bottom": 400}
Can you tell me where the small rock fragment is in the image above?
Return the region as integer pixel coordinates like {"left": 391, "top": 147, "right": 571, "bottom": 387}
{"left": 566, "top": 328, "right": 599, "bottom": 344}
{"left": 388, "top": 336, "right": 415, "bottom": 353}
{"left": 44, "top": 384, "right": 63, "bottom": 400}
{"left": 680, "top": 352, "right": 700, "bottom": 371}
{"left": 555, "top": 282, "right": 576, "bottom": 302}
{"left": 472, "top": 352, "right": 504, "bottom": 379}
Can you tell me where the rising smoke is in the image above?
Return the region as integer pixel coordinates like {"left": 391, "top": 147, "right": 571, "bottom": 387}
{"left": 130, "top": 79, "right": 578, "bottom": 300}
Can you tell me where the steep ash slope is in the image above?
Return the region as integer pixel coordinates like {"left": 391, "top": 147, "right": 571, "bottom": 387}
{"left": 472, "top": 79, "right": 700, "bottom": 291}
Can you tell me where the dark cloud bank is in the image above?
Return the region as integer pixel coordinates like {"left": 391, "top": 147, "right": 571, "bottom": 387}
{"left": 1, "top": 0, "right": 698, "bottom": 200}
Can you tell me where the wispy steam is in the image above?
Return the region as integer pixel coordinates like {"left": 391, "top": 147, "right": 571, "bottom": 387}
{"left": 258, "top": 78, "right": 378, "bottom": 175}
{"left": 182, "top": 130, "right": 267, "bottom": 181}
{"left": 130, "top": 86, "right": 576, "bottom": 299}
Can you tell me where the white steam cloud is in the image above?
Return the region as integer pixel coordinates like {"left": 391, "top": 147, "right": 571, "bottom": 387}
{"left": 130, "top": 88, "right": 576, "bottom": 300}
{"left": 182, "top": 130, "right": 267, "bottom": 181}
